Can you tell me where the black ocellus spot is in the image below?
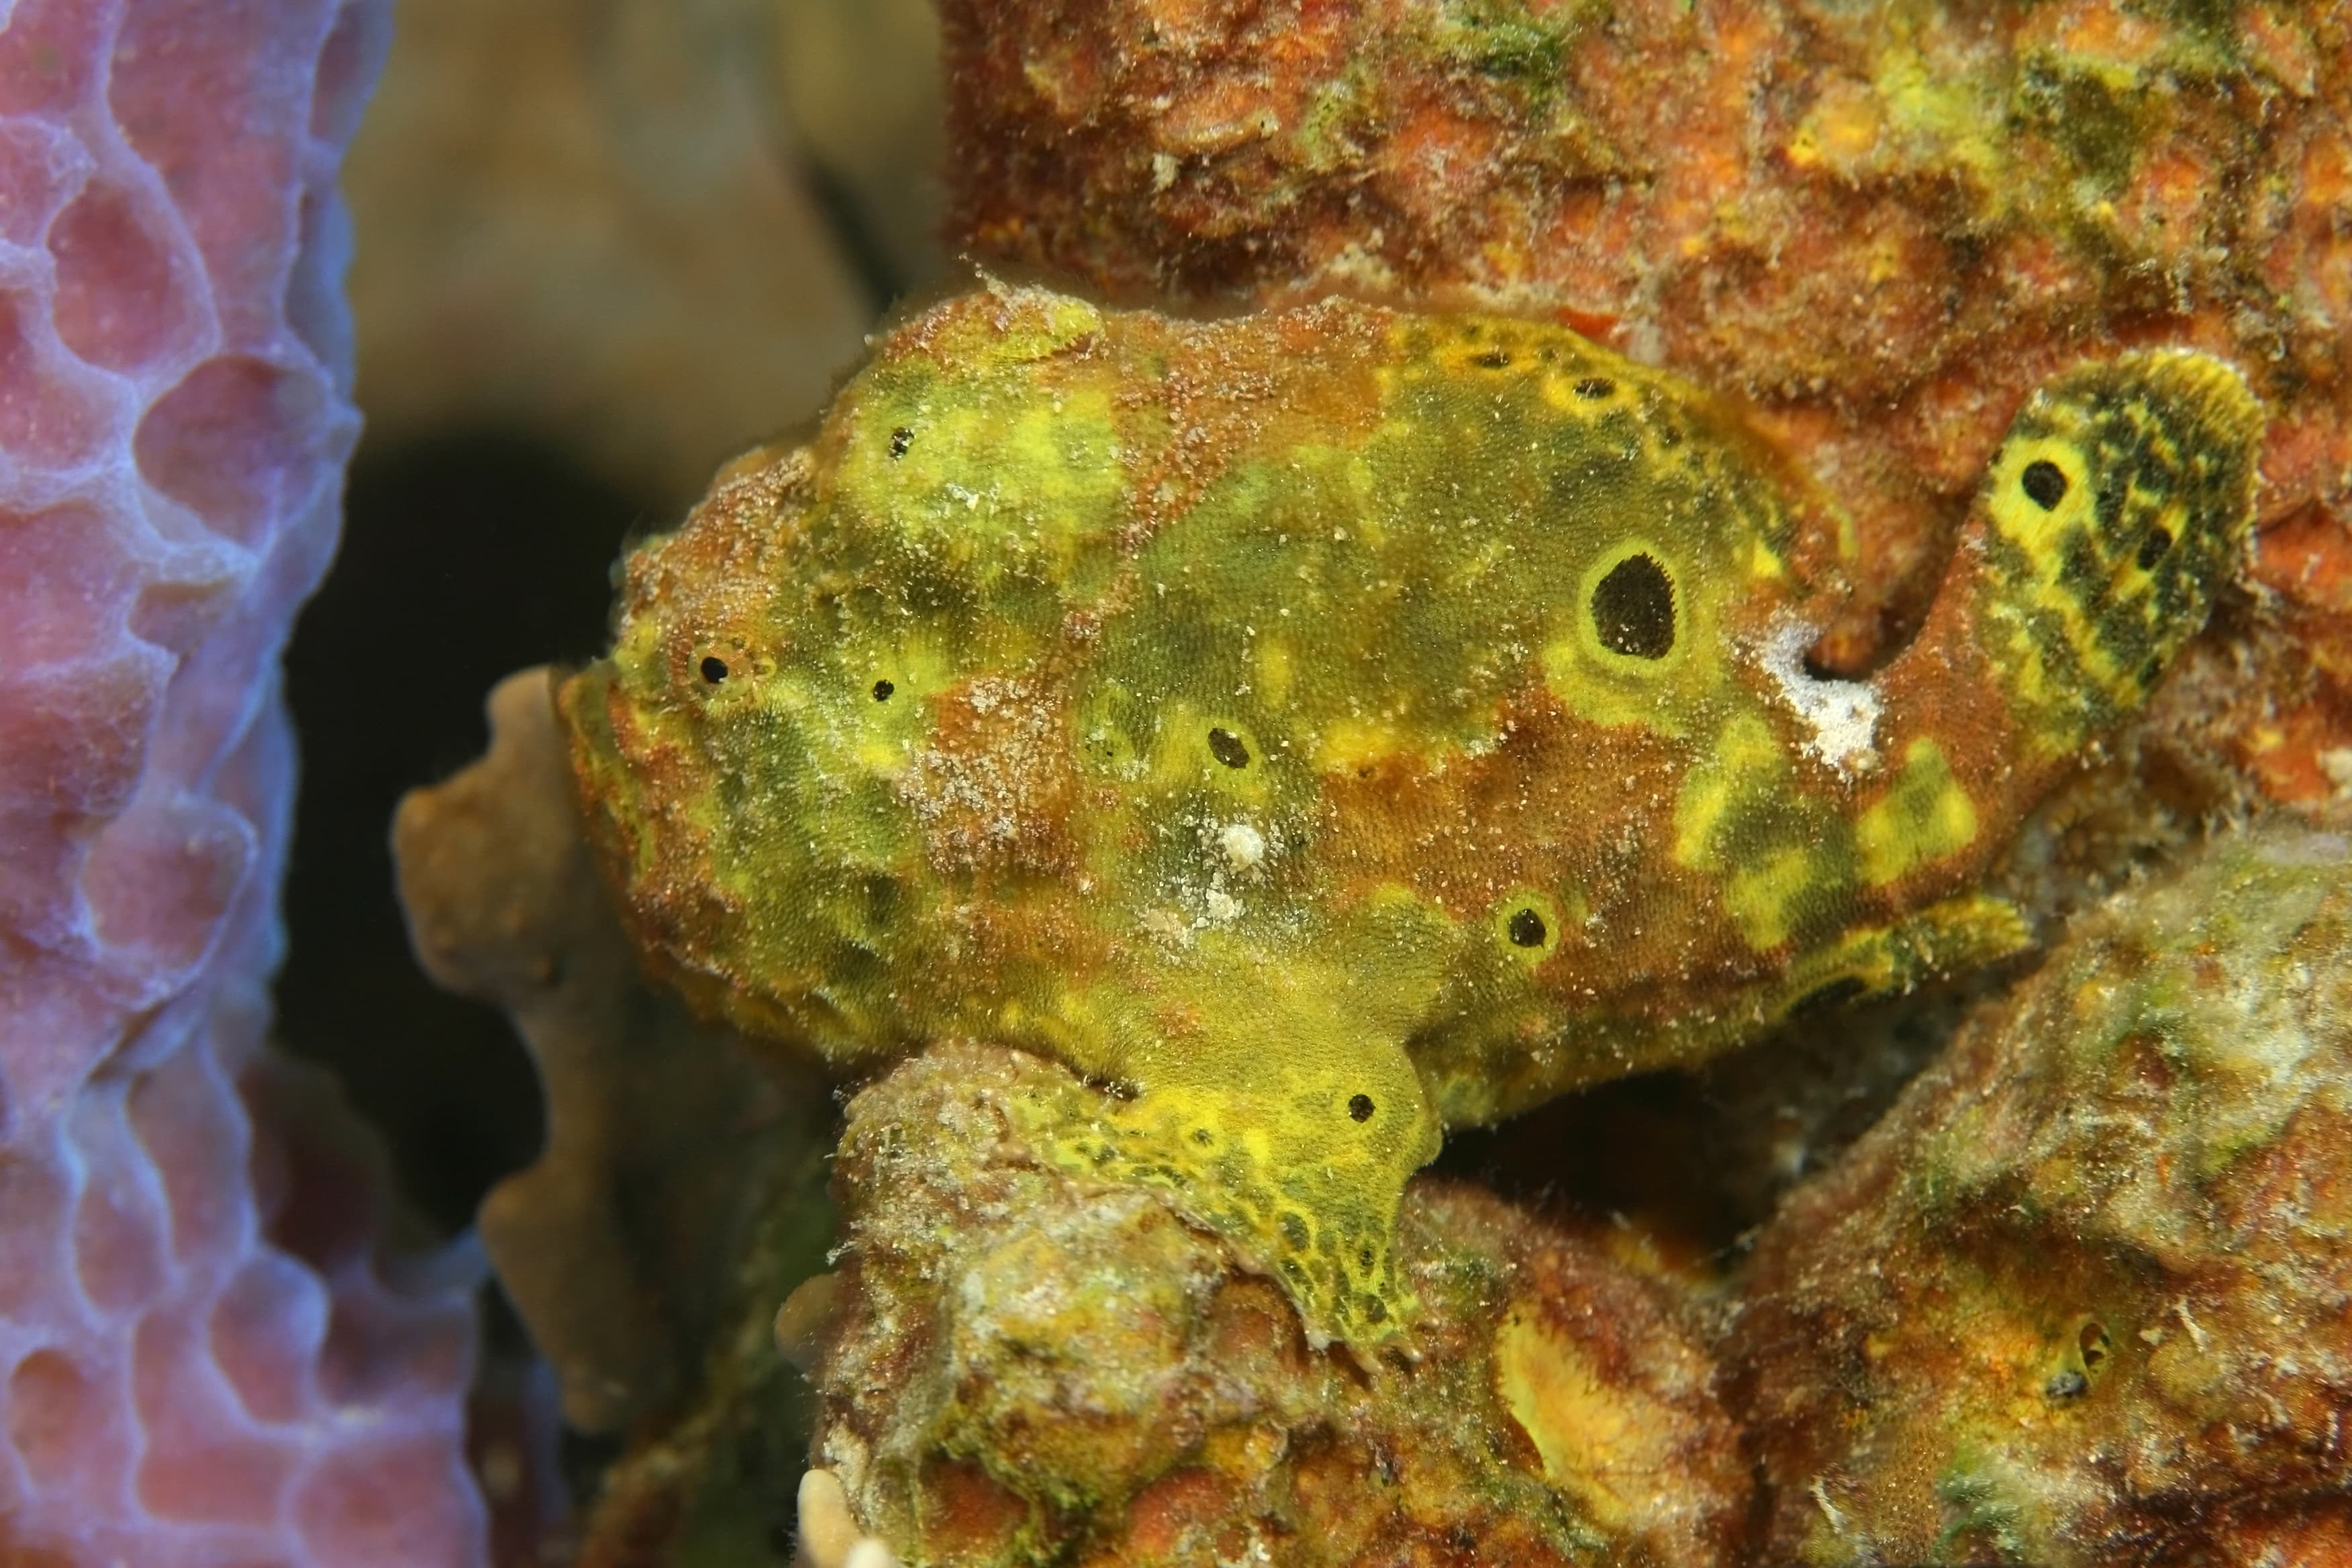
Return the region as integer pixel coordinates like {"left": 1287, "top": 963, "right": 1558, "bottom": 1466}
{"left": 1591, "top": 552, "right": 1676, "bottom": 660}
{"left": 699, "top": 655, "right": 729, "bottom": 684}
{"left": 1348, "top": 1093, "right": 1375, "bottom": 1122}
{"left": 1208, "top": 727, "right": 1251, "bottom": 769}
{"left": 2136, "top": 525, "right": 2173, "bottom": 571}
{"left": 1507, "top": 908, "right": 1548, "bottom": 948}
{"left": 1573, "top": 375, "right": 1614, "bottom": 399}
{"left": 888, "top": 426, "right": 914, "bottom": 458}
{"left": 2022, "top": 458, "right": 2069, "bottom": 509}
{"left": 872, "top": 679, "right": 894, "bottom": 701}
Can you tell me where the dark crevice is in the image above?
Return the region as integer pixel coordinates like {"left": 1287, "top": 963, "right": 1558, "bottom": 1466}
{"left": 277, "top": 430, "right": 646, "bottom": 1234}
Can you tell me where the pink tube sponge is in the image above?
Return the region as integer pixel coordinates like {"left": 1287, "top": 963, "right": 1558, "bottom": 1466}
{"left": 0, "top": 1, "right": 485, "bottom": 1563}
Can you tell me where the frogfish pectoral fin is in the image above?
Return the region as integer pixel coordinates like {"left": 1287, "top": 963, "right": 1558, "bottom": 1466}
{"left": 1022, "top": 1028, "right": 1438, "bottom": 1346}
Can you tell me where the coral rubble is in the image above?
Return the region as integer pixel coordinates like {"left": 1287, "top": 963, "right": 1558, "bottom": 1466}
{"left": 0, "top": 1, "right": 485, "bottom": 1561}
{"left": 1732, "top": 828, "right": 2352, "bottom": 1565}
{"left": 808, "top": 1042, "right": 1749, "bottom": 1567}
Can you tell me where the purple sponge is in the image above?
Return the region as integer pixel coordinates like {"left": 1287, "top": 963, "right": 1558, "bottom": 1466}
{"left": 0, "top": 1, "right": 485, "bottom": 1561}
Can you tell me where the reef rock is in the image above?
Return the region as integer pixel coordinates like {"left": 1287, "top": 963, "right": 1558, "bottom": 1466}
{"left": 805, "top": 1042, "right": 1750, "bottom": 1568}
{"left": 1731, "top": 827, "right": 2352, "bottom": 1565}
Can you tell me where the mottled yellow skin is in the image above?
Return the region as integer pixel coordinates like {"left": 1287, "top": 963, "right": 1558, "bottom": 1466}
{"left": 563, "top": 284, "right": 2261, "bottom": 1343}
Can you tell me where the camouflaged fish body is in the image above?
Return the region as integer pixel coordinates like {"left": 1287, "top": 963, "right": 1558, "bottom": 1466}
{"left": 563, "top": 285, "right": 2262, "bottom": 1344}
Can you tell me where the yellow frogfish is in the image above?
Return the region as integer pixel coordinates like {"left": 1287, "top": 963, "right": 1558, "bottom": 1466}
{"left": 561, "top": 283, "right": 2262, "bottom": 1344}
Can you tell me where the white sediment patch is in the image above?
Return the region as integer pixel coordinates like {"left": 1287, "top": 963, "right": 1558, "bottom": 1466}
{"left": 1755, "top": 616, "right": 1882, "bottom": 776}
{"left": 1218, "top": 820, "right": 1267, "bottom": 869}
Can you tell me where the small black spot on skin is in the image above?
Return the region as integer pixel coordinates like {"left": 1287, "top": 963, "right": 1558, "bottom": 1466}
{"left": 1208, "top": 727, "right": 1251, "bottom": 769}
{"left": 1348, "top": 1093, "right": 1375, "bottom": 1122}
{"left": 1591, "top": 552, "right": 1677, "bottom": 660}
{"left": 2022, "top": 458, "right": 2070, "bottom": 510}
{"left": 888, "top": 426, "right": 914, "bottom": 458}
{"left": 1191, "top": 1127, "right": 1214, "bottom": 1146}
{"left": 1280, "top": 1212, "right": 1312, "bottom": 1249}
{"left": 1507, "top": 908, "right": 1548, "bottom": 948}
{"left": 1788, "top": 975, "right": 1870, "bottom": 1018}
{"left": 871, "top": 679, "right": 894, "bottom": 702}
{"left": 2136, "top": 525, "right": 2174, "bottom": 571}
{"left": 1472, "top": 349, "right": 1512, "bottom": 369}
{"left": 1362, "top": 1295, "right": 1387, "bottom": 1323}
{"left": 699, "top": 655, "right": 729, "bottom": 685}
{"left": 2045, "top": 1369, "right": 2090, "bottom": 1400}
{"left": 1359, "top": 1246, "right": 1374, "bottom": 1271}
{"left": 1573, "top": 375, "right": 1614, "bottom": 399}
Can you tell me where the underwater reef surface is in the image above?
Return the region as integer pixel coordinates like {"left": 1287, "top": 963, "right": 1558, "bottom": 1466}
{"left": 1733, "top": 827, "right": 2352, "bottom": 1565}
{"left": 377, "top": 1, "right": 2352, "bottom": 1563}
{"left": 0, "top": 1, "right": 485, "bottom": 1564}
{"left": 807, "top": 1042, "right": 1749, "bottom": 1568}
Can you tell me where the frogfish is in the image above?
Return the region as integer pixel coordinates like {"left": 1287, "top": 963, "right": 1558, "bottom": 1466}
{"left": 562, "top": 283, "right": 2263, "bottom": 1343}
